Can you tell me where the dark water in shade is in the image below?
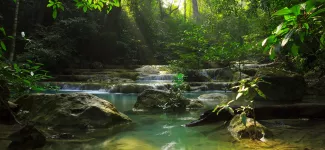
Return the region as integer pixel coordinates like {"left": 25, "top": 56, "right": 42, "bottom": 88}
{"left": 1, "top": 91, "right": 324, "bottom": 150}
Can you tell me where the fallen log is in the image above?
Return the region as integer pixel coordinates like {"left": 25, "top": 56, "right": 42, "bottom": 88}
{"left": 185, "top": 103, "right": 325, "bottom": 127}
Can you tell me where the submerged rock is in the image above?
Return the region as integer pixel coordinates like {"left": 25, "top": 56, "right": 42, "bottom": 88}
{"left": 7, "top": 125, "right": 46, "bottom": 150}
{"left": 198, "top": 93, "right": 229, "bottom": 105}
{"left": 187, "top": 100, "right": 205, "bottom": 109}
{"left": 255, "top": 67, "right": 306, "bottom": 102}
{"left": 133, "top": 89, "right": 191, "bottom": 111}
{"left": 15, "top": 93, "right": 131, "bottom": 128}
{"left": 228, "top": 114, "right": 270, "bottom": 140}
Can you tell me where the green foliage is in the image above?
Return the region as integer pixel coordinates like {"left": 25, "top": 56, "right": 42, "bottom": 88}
{"left": 263, "top": 0, "right": 325, "bottom": 72}
{"left": 0, "top": 26, "right": 56, "bottom": 98}
{"left": 18, "top": 18, "right": 99, "bottom": 69}
{"left": 213, "top": 78, "right": 267, "bottom": 139}
{"left": 47, "top": 0, "right": 120, "bottom": 19}
{"left": 0, "top": 27, "right": 12, "bottom": 57}
{"left": 0, "top": 60, "right": 55, "bottom": 98}
{"left": 164, "top": 73, "right": 187, "bottom": 110}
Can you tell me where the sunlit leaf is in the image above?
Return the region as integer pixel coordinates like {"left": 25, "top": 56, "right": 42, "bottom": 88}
{"left": 0, "top": 41, "right": 6, "bottom": 51}
{"left": 228, "top": 107, "right": 235, "bottom": 116}
{"left": 273, "top": 7, "right": 292, "bottom": 16}
{"left": 236, "top": 92, "right": 243, "bottom": 100}
{"left": 262, "top": 38, "right": 268, "bottom": 46}
{"left": 281, "top": 29, "right": 295, "bottom": 47}
{"left": 269, "top": 47, "right": 276, "bottom": 60}
{"left": 290, "top": 4, "right": 301, "bottom": 16}
{"left": 274, "top": 23, "right": 284, "bottom": 35}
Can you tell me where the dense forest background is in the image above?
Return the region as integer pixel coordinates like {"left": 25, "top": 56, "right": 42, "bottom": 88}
{"left": 0, "top": 0, "right": 324, "bottom": 74}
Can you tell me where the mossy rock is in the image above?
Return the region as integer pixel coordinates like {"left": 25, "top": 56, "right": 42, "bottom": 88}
{"left": 133, "top": 89, "right": 190, "bottom": 111}
{"left": 15, "top": 93, "right": 131, "bottom": 129}
{"left": 228, "top": 115, "right": 271, "bottom": 140}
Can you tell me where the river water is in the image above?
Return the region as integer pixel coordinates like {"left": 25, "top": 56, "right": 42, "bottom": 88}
{"left": 1, "top": 90, "right": 325, "bottom": 150}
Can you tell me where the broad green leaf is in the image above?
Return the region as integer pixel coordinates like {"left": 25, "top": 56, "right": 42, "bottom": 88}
{"left": 47, "top": 3, "right": 54, "bottom": 7}
{"left": 52, "top": 9, "right": 57, "bottom": 19}
{"left": 291, "top": 44, "right": 299, "bottom": 56}
{"left": 0, "top": 41, "right": 6, "bottom": 51}
{"left": 305, "top": 0, "right": 315, "bottom": 12}
{"left": 274, "top": 23, "right": 284, "bottom": 35}
{"left": 23, "top": 80, "right": 31, "bottom": 85}
{"left": 107, "top": 5, "right": 113, "bottom": 13}
{"left": 7, "top": 36, "right": 14, "bottom": 39}
{"left": 255, "top": 88, "right": 266, "bottom": 99}
{"left": 269, "top": 47, "right": 276, "bottom": 60}
{"left": 240, "top": 112, "right": 247, "bottom": 126}
{"left": 303, "top": 23, "right": 309, "bottom": 30}
{"left": 0, "top": 27, "right": 6, "bottom": 36}
{"left": 290, "top": 4, "right": 301, "bottom": 16}
{"left": 236, "top": 92, "right": 243, "bottom": 100}
{"left": 284, "top": 15, "right": 296, "bottom": 21}
{"left": 273, "top": 7, "right": 292, "bottom": 16}
{"left": 262, "top": 38, "right": 268, "bottom": 46}
{"left": 281, "top": 29, "right": 295, "bottom": 47}
{"left": 83, "top": 6, "right": 88, "bottom": 12}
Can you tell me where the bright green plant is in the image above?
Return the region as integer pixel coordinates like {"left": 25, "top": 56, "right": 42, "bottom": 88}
{"left": 47, "top": 0, "right": 121, "bottom": 19}
{"left": 164, "top": 73, "right": 187, "bottom": 110}
{"left": 213, "top": 78, "right": 267, "bottom": 140}
{"left": 0, "top": 60, "right": 55, "bottom": 98}
{"left": 0, "top": 27, "right": 14, "bottom": 57}
{"left": 262, "top": 0, "right": 325, "bottom": 67}
{"left": 0, "top": 27, "right": 56, "bottom": 98}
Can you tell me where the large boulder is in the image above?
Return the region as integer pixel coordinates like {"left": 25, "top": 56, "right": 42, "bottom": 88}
{"left": 228, "top": 114, "right": 270, "bottom": 140}
{"left": 133, "top": 89, "right": 191, "bottom": 111}
{"left": 15, "top": 93, "right": 131, "bottom": 129}
{"left": 255, "top": 67, "right": 306, "bottom": 102}
{"left": 185, "top": 70, "right": 211, "bottom": 82}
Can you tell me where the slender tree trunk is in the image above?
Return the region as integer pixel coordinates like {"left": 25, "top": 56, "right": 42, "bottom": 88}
{"left": 191, "top": 0, "right": 199, "bottom": 22}
{"left": 158, "top": 0, "right": 164, "bottom": 19}
{"left": 184, "top": 0, "right": 186, "bottom": 21}
{"left": 9, "top": 0, "right": 20, "bottom": 62}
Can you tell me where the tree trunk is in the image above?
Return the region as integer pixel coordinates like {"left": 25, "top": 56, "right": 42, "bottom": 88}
{"left": 9, "top": 0, "right": 20, "bottom": 62}
{"left": 185, "top": 103, "right": 325, "bottom": 127}
{"left": 158, "top": 0, "right": 164, "bottom": 19}
{"left": 184, "top": 0, "right": 186, "bottom": 21}
{"left": 191, "top": 0, "right": 199, "bottom": 22}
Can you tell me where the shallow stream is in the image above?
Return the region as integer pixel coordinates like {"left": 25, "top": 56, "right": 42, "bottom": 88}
{"left": 1, "top": 91, "right": 325, "bottom": 150}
